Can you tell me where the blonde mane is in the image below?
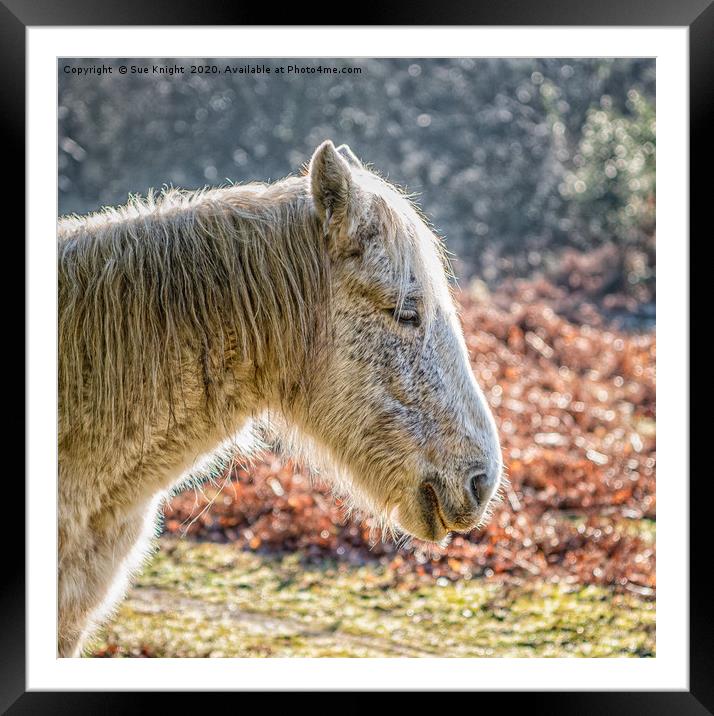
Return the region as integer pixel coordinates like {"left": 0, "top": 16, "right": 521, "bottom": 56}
{"left": 59, "top": 178, "right": 329, "bottom": 448}
{"left": 58, "top": 171, "right": 446, "bottom": 452}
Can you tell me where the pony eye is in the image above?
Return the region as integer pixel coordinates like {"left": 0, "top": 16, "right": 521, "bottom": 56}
{"left": 390, "top": 307, "right": 421, "bottom": 328}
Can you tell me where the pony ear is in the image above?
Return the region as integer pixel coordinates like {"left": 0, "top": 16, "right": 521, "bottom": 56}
{"left": 336, "top": 144, "right": 363, "bottom": 170}
{"left": 309, "top": 140, "right": 356, "bottom": 231}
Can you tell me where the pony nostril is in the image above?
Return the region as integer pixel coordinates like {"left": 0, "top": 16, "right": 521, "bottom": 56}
{"left": 467, "top": 471, "right": 490, "bottom": 505}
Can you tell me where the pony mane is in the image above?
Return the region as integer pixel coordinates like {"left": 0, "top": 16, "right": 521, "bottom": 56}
{"left": 58, "top": 168, "right": 449, "bottom": 449}
{"left": 59, "top": 179, "right": 328, "bottom": 445}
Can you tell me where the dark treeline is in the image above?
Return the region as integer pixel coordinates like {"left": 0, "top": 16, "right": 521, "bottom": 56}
{"left": 59, "top": 58, "right": 655, "bottom": 296}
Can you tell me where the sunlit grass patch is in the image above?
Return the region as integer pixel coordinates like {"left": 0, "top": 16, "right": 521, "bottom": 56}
{"left": 88, "top": 537, "right": 655, "bottom": 658}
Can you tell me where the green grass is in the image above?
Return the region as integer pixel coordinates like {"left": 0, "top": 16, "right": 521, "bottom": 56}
{"left": 88, "top": 537, "right": 655, "bottom": 658}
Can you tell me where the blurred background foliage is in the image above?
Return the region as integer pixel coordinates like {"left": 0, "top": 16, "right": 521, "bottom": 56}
{"left": 59, "top": 58, "right": 655, "bottom": 306}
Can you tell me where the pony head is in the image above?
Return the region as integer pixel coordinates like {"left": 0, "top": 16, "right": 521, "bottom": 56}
{"left": 288, "top": 141, "right": 503, "bottom": 544}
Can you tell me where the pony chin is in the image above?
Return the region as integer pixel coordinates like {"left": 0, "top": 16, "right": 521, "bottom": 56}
{"left": 265, "top": 414, "right": 455, "bottom": 549}
{"left": 388, "top": 500, "right": 450, "bottom": 546}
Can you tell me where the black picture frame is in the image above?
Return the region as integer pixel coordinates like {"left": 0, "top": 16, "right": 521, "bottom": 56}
{"left": 7, "top": 0, "right": 710, "bottom": 711}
